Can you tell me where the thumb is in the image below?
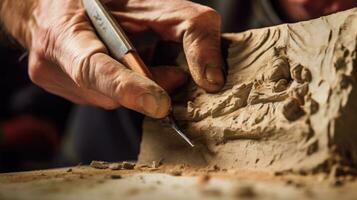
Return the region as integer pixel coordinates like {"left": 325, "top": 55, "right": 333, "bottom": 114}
{"left": 87, "top": 53, "right": 171, "bottom": 118}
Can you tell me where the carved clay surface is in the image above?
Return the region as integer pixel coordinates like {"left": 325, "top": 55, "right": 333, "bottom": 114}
{"left": 139, "top": 9, "right": 357, "bottom": 172}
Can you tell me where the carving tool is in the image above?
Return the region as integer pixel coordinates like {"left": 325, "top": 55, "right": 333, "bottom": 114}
{"left": 82, "top": 0, "right": 194, "bottom": 147}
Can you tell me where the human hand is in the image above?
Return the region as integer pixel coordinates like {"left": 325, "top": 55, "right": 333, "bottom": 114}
{"left": 0, "top": 0, "right": 225, "bottom": 118}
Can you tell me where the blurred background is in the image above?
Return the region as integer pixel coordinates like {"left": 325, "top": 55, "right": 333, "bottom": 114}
{"left": 0, "top": 36, "right": 73, "bottom": 172}
{"left": 0, "top": 32, "right": 145, "bottom": 173}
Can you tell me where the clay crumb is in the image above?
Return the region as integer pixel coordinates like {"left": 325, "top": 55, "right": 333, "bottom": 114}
{"left": 90, "top": 161, "right": 109, "bottom": 169}
{"left": 122, "top": 162, "right": 136, "bottom": 170}
{"left": 273, "top": 171, "right": 285, "bottom": 176}
{"left": 285, "top": 179, "right": 304, "bottom": 188}
{"left": 110, "top": 174, "right": 122, "bottom": 179}
{"left": 169, "top": 169, "right": 182, "bottom": 176}
{"left": 151, "top": 161, "right": 161, "bottom": 168}
{"left": 109, "top": 163, "right": 122, "bottom": 170}
{"left": 208, "top": 165, "right": 220, "bottom": 172}
{"left": 135, "top": 164, "right": 149, "bottom": 170}
{"left": 66, "top": 168, "right": 73, "bottom": 173}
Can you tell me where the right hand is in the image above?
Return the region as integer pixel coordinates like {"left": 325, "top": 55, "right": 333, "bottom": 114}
{"left": 1, "top": 0, "right": 225, "bottom": 118}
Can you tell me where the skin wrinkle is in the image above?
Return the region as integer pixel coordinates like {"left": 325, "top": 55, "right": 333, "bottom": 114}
{"left": 92, "top": 56, "right": 128, "bottom": 97}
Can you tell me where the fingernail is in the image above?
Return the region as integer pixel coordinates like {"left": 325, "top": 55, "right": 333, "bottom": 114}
{"left": 205, "top": 65, "right": 224, "bottom": 86}
{"left": 138, "top": 93, "right": 159, "bottom": 116}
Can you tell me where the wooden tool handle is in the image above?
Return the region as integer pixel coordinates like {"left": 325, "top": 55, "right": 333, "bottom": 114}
{"left": 120, "top": 51, "right": 154, "bottom": 79}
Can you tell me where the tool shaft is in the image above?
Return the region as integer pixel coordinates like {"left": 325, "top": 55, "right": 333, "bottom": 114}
{"left": 168, "top": 113, "right": 195, "bottom": 147}
{"left": 83, "top": 0, "right": 132, "bottom": 59}
{"left": 83, "top": 0, "right": 153, "bottom": 78}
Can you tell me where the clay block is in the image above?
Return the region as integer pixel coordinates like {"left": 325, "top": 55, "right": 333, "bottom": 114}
{"left": 138, "top": 9, "right": 357, "bottom": 173}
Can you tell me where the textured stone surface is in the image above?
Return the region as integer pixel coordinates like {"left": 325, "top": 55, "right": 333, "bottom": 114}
{"left": 139, "top": 8, "right": 357, "bottom": 173}
{"left": 2, "top": 166, "right": 357, "bottom": 200}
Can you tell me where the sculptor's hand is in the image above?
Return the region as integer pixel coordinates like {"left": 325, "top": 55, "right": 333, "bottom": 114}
{"left": 0, "top": 0, "right": 225, "bottom": 118}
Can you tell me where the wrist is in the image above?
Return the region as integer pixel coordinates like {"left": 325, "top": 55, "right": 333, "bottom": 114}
{"left": 0, "top": 0, "right": 37, "bottom": 48}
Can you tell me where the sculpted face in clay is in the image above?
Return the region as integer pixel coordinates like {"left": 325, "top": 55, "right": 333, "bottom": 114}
{"left": 139, "top": 9, "right": 357, "bottom": 173}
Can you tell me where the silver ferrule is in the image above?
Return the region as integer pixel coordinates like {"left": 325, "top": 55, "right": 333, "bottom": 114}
{"left": 82, "top": 0, "right": 135, "bottom": 60}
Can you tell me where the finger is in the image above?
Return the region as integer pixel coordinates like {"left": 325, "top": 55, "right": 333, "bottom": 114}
{"left": 28, "top": 52, "right": 86, "bottom": 104}
{"left": 87, "top": 53, "right": 171, "bottom": 118}
{"left": 28, "top": 52, "right": 120, "bottom": 109}
{"left": 182, "top": 10, "right": 225, "bottom": 93}
{"left": 150, "top": 66, "right": 188, "bottom": 93}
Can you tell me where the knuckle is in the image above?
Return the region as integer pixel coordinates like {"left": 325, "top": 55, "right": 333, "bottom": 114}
{"left": 28, "top": 59, "right": 45, "bottom": 85}
{"left": 187, "top": 7, "right": 220, "bottom": 27}
{"left": 31, "top": 26, "right": 53, "bottom": 58}
{"left": 183, "top": 7, "right": 221, "bottom": 43}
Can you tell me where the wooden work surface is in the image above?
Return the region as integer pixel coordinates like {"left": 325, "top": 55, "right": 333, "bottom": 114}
{"left": 1, "top": 165, "right": 357, "bottom": 200}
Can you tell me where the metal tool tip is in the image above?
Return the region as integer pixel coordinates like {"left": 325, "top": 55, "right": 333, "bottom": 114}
{"left": 167, "top": 112, "right": 195, "bottom": 148}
